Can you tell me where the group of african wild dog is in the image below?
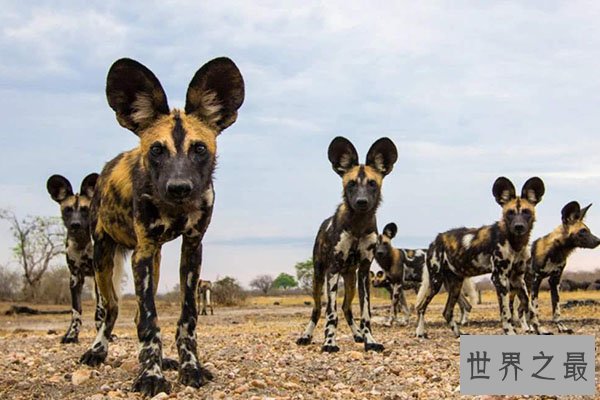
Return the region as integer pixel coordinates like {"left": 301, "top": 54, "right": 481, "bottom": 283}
{"left": 43, "top": 57, "right": 598, "bottom": 396}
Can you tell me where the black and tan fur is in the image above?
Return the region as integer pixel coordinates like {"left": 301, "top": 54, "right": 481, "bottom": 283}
{"left": 374, "top": 222, "right": 476, "bottom": 326}
{"left": 519, "top": 201, "right": 599, "bottom": 333}
{"left": 197, "top": 279, "right": 213, "bottom": 316}
{"left": 47, "top": 173, "right": 101, "bottom": 343}
{"left": 415, "top": 177, "right": 545, "bottom": 338}
{"left": 78, "top": 57, "right": 244, "bottom": 396}
{"left": 296, "top": 136, "right": 397, "bottom": 352}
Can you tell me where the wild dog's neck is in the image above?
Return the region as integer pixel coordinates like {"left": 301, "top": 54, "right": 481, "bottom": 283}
{"left": 336, "top": 203, "right": 377, "bottom": 235}
{"left": 547, "top": 225, "right": 577, "bottom": 262}
{"left": 67, "top": 233, "right": 91, "bottom": 251}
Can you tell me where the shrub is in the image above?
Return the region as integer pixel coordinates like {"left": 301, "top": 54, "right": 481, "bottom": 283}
{"left": 212, "top": 276, "right": 247, "bottom": 306}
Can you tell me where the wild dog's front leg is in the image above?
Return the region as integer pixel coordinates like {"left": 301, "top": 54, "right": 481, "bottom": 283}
{"left": 549, "top": 272, "right": 571, "bottom": 333}
{"left": 491, "top": 263, "right": 516, "bottom": 335}
{"left": 358, "top": 266, "right": 383, "bottom": 352}
{"left": 131, "top": 243, "right": 170, "bottom": 396}
{"left": 322, "top": 271, "right": 341, "bottom": 353}
{"left": 341, "top": 270, "right": 363, "bottom": 342}
{"left": 62, "top": 270, "right": 84, "bottom": 343}
{"left": 396, "top": 284, "right": 410, "bottom": 325}
{"left": 510, "top": 271, "right": 544, "bottom": 334}
{"left": 93, "top": 278, "right": 106, "bottom": 332}
{"left": 80, "top": 235, "right": 118, "bottom": 367}
{"left": 176, "top": 237, "right": 213, "bottom": 387}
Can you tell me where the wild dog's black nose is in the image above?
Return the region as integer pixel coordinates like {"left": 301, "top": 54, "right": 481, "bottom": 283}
{"left": 356, "top": 198, "right": 368, "bottom": 208}
{"left": 376, "top": 250, "right": 385, "bottom": 258}
{"left": 513, "top": 223, "right": 526, "bottom": 234}
{"left": 70, "top": 221, "right": 82, "bottom": 230}
{"left": 167, "top": 180, "right": 193, "bottom": 199}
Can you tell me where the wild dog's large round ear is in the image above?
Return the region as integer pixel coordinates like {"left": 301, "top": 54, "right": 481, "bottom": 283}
{"left": 366, "top": 137, "right": 398, "bottom": 176}
{"left": 328, "top": 136, "right": 359, "bottom": 177}
{"left": 521, "top": 177, "right": 545, "bottom": 205}
{"left": 106, "top": 58, "right": 170, "bottom": 136}
{"left": 561, "top": 201, "right": 581, "bottom": 225}
{"left": 492, "top": 177, "right": 516, "bottom": 206}
{"left": 579, "top": 203, "right": 592, "bottom": 220}
{"left": 80, "top": 173, "right": 100, "bottom": 199}
{"left": 383, "top": 223, "right": 398, "bottom": 239}
{"left": 47, "top": 175, "right": 73, "bottom": 203}
{"left": 185, "top": 57, "right": 245, "bottom": 133}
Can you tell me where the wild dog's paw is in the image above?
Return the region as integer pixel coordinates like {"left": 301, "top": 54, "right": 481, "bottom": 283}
{"left": 353, "top": 334, "right": 364, "bottom": 343}
{"left": 162, "top": 357, "right": 179, "bottom": 371}
{"left": 178, "top": 364, "right": 213, "bottom": 388}
{"left": 321, "top": 345, "right": 340, "bottom": 353}
{"left": 296, "top": 336, "right": 312, "bottom": 346}
{"left": 79, "top": 348, "right": 107, "bottom": 366}
{"left": 364, "top": 342, "right": 384, "bottom": 352}
{"left": 61, "top": 334, "right": 79, "bottom": 344}
{"left": 132, "top": 369, "right": 171, "bottom": 396}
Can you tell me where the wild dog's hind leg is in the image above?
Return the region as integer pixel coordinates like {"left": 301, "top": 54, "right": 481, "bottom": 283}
{"left": 443, "top": 273, "right": 465, "bottom": 337}
{"left": 297, "top": 261, "right": 324, "bottom": 345}
{"left": 93, "top": 278, "right": 106, "bottom": 332}
{"left": 415, "top": 254, "right": 444, "bottom": 338}
{"left": 176, "top": 238, "right": 213, "bottom": 388}
{"left": 131, "top": 243, "right": 170, "bottom": 396}
{"left": 397, "top": 284, "right": 410, "bottom": 325}
{"left": 358, "top": 265, "right": 383, "bottom": 352}
{"left": 341, "top": 270, "right": 363, "bottom": 343}
{"left": 62, "top": 270, "right": 84, "bottom": 343}
{"left": 80, "top": 235, "right": 118, "bottom": 366}
{"left": 457, "top": 292, "right": 472, "bottom": 326}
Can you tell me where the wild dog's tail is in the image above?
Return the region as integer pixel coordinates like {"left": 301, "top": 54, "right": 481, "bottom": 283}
{"left": 415, "top": 262, "right": 430, "bottom": 311}
{"left": 462, "top": 277, "right": 478, "bottom": 306}
{"left": 112, "top": 246, "right": 128, "bottom": 301}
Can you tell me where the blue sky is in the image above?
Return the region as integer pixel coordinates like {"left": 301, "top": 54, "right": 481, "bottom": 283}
{"left": 1, "top": 1, "right": 599, "bottom": 293}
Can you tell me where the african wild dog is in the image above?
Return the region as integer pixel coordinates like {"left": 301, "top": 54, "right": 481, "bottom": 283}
{"left": 47, "top": 173, "right": 102, "bottom": 343}
{"left": 296, "top": 136, "right": 398, "bottom": 352}
{"left": 516, "top": 201, "right": 599, "bottom": 333}
{"left": 197, "top": 279, "right": 214, "bottom": 316}
{"left": 78, "top": 57, "right": 244, "bottom": 396}
{"left": 415, "top": 177, "right": 545, "bottom": 338}
{"left": 373, "top": 222, "right": 477, "bottom": 326}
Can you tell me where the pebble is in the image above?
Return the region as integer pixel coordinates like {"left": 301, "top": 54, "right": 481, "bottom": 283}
{"left": 234, "top": 384, "right": 249, "bottom": 394}
{"left": 71, "top": 368, "right": 92, "bottom": 385}
{"left": 150, "top": 393, "right": 169, "bottom": 400}
{"left": 250, "top": 379, "right": 267, "bottom": 389}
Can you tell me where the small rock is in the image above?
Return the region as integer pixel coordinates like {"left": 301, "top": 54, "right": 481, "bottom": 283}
{"left": 348, "top": 351, "right": 363, "bottom": 360}
{"left": 71, "top": 368, "right": 92, "bottom": 385}
{"left": 47, "top": 329, "right": 58, "bottom": 335}
{"left": 120, "top": 359, "right": 138, "bottom": 372}
{"left": 373, "top": 366, "right": 385, "bottom": 375}
{"left": 234, "top": 384, "right": 249, "bottom": 394}
{"left": 100, "top": 384, "right": 111, "bottom": 392}
{"left": 150, "top": 393, "right": 169, "bottom": 400}
{"left": 333, "top": 382, "right": 347, "bottom": 390}
{"left": 250, "top": 379, "right": 267, "bottom": 389}
{"left": 89, "top": 395, "right": 104, "bottom": 400}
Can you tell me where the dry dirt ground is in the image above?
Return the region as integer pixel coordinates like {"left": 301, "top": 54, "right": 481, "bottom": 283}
{"left": 0, "top": 291, "right": 598, "bottom": 400}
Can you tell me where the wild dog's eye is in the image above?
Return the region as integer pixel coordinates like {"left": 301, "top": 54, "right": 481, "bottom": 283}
{"left": 347, "top": 181, "right": 357, "bottom": 189}
{"left": 150, "top": 143, "right": 164, "bottom": 156}
{"left": 507, "top": 209, "right": 516, "bottom": 216}
{"left": 579, "top": 229, "right": 588, "bottom": 235}
{"left": 63, "top": 207, "right": 73, "bottom": 213}
{"left": 522, "top": 209, "right": 532, "bottom": 216}
{"left": 368, "top": 180, "right": 377, "bottom": 188}
{"left": 193, "top": 143, "right": 207, "bottom": 154}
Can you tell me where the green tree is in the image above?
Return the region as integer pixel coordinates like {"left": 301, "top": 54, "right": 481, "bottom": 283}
{"left": 272, "top": 272, "right": 298, "bottom": 290}
{"left": 295, "top": 258, "right": 313, "bottom": 292}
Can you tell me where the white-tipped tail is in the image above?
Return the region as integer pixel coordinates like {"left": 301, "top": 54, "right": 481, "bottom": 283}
{"left": 111, "top": 246, "right": 128, "bottom": 301}
{"left": 415, "top": 264, "right": 430, "bottom": 311}
{"left": 462, "top": 277, "right": 478, "bottom": 305}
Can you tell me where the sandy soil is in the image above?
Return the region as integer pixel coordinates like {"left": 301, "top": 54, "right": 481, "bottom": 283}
{"left": 0, "top": 292, "right": 598, "bottom": 400}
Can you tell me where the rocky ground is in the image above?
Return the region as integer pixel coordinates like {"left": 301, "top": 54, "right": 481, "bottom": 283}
{"left": 0, "top": 292, "right": 598, "bottom": 400}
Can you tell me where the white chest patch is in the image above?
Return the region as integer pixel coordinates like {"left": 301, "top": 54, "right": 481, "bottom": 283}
{"left": 334, "top": 231, "right": 354, "bottom": 260}
{"left": 497, "top": 241, "right": 515, "bottom": 262}
{"left": 358, "top": 232, "right": 377, "bottom": 260}
{"left": 184, "top": 210, "right": 204, "bottom": 237}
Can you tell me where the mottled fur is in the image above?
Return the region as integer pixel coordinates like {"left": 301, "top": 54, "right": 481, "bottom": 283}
{"left": 79, "top": 57, "right": 244, "bottom": 396}
{"left": 415, "top": 177, "right": 545, "bottom": 338}
{"left": 514, "top": 202, "right": 599, "bottom": 333}
{"left": 374, "top": 222, "right": 476, "bottom": 326}
{"left": 47, "top": 173, "right": 101, "bottom": 344}
{"left": 296, "top": 136, "right": 397, "bottom": 353}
